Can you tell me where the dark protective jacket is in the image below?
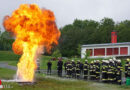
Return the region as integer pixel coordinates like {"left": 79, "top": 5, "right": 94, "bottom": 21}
{"left": 57, "top": 60, "right": 63, "bottom": 70}
{"left": 125, "top": 61, "right": 129, "bottom": 74}
{"left": 47, "top": 61, "right": 52, "bottom": 67}
{"left": 127, "top": 65, "right": 130, "bottom": 77}
{"left": 84, "top": 62, "right": 89, "bottom": 71}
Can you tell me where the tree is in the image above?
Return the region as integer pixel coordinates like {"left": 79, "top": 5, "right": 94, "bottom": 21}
{"left": 115, "top": 20, "right": 130, "bottom": 42}
{"left": 0, "top": 31, "right": 14, "bottom": 50}
{"left": 98, "top": 18, "right": 115, "bottom": 43}
{"left": 52, "top": 49, "right": 62, "bottom": 58}
{"left": 59, "top": 19, "right": 99, "bottom": 57}
{"left": 77, "top": 44, "right": 81, "bottom": 56}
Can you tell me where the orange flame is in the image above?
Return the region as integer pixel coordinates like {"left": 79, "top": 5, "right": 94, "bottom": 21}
{"left": 3, "top": 4, "right": 60, "bottom": 82}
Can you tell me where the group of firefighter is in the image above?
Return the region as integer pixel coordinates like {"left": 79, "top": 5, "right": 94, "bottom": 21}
{"left": 56, "top": 58, "right": 130, "bottom": 85}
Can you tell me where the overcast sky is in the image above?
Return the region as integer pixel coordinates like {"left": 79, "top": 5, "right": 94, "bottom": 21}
{"left": 0, "top": 0, "right": 130, "bottom": 31}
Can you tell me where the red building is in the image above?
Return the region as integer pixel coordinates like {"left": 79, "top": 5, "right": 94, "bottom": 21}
{"left": 81, "top": 32, "right": 130, "bottom": 58}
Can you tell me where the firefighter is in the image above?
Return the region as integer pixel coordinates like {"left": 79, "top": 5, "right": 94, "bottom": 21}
{"left": 64, "top": 61, "right": 68, "bottom": 74}
{"left": 125, "top": 58, "right": 129, "bottom": 78}
{"left": 47, "top": 60, "right": 52, "bottom": 75}
{"left": 113, "top": 57, "right": 117, "bottom": 66}
{"left": 80, "top": 62, "right": 84, "bottom": 74}
{"left": 114, "top": 59, "right": 118, "bottom": 83}
{"left": 66, "top": 60, "right": 72, "bottom": 78}
{"left": 90, "top": 61, "right": 95, "bottom": 80}
{"left": 83, "top": 60, "right": 89, "bottom": 79}
{"left": 95, "top": 60, "right": 100, "bottom": 80}
{"left": 113, "top": 60, "right": 117, "bottom": 83}
{"left": 102, "top": 60, "right": 108, "bottom": 82}
{"left": 71, "top": 60, "right": 76, "bottom": 78}
{"left": 127, "top": 62, "right": 130, "bottom": 77}
{"left": 57, "top": 59, "right": 63, "bottom": 77}
{"left": 76, "top": 60, "right": 81, "bottom": 79}
{"left": 93, "top": 60, "right": 96, "bottom": 80}
{"left": 108, "top": 59, "right": 115, "bottom": 83}
{"left": 116, "top": 60, "right": 123, "bottom": 85}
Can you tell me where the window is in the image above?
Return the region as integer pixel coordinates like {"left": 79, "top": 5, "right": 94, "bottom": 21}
{"left": 120, "top": 47, "right": 128, "bottom": 55}
{"left": 107, "top": 48, "right": 119, "bottom": 55}
{"left": 94, "top": 48, "right": 105, "bottom": 56}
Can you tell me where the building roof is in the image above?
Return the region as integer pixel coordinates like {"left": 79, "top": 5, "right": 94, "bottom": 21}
{"left": 82, "top": 42, "right": 130, "bottom": 47}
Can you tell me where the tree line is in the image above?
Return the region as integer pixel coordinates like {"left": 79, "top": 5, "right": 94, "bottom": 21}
{"left": 1, "top": 17, "right": 130, "bottom": 57}
{"left": 58, "top": 18, "right": 130, "bottom": 57}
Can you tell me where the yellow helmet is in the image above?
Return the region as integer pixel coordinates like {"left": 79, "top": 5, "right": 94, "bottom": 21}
{"left": 91, "top": 61, "right": 93, "bottom": 63}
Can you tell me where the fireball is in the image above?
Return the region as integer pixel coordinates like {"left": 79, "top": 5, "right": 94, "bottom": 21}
{"left": 3, "top": 4, "right": 60, "bottom": 82}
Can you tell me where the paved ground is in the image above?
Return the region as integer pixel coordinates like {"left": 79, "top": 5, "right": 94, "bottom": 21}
{"left": 0, "top": 62, "right": 17, "bottom": 70}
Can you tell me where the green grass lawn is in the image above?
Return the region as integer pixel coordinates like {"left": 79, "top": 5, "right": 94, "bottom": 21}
{"left": 0, "top": 51, "right": 20, "bottom": 61}
{"left": 0, "top": 67, "right": 16, "bottom": 79}
{"left": 1, "top": 74, "right": 130, "bottom": 90}
{"left": 0, "top": 70, "right": 130, "bottom": 90}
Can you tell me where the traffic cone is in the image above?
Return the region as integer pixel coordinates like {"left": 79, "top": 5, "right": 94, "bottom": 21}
{"left": 0, "top": 80, "right": 3, "bottom": 88}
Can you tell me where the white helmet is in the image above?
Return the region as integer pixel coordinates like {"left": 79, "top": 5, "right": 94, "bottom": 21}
{"left": 113, "top": 57, "right": 116, "bottom": 60}
{"left": 112, "top": 61, "right": 115, "bottom": 63}
{"left": 118, "top": 59, "right": 121, "bottom": 63}
{"left": 85, "top": 60, "right": 88, "bottom": 62}
{"left": 127, "top": 58, "right": 129, "bottom": 61}
{"left": 106, "top": 61, "right": 109, "bottom": 63}
{"left": 94, "top": 60, "right": 96, "bottom": 63}
{"left": 109, "top": 59, "right": 113, "bottom": 62}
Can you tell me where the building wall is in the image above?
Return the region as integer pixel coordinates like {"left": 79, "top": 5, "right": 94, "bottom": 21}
{"left": 81, "top": 45, "right": 130, "bottom": 58}
{"left": 81, "top": 48, "right": 86, "bottom": 58}
{"left": 128, "top": 46, "right": 130, "bottom": 55}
